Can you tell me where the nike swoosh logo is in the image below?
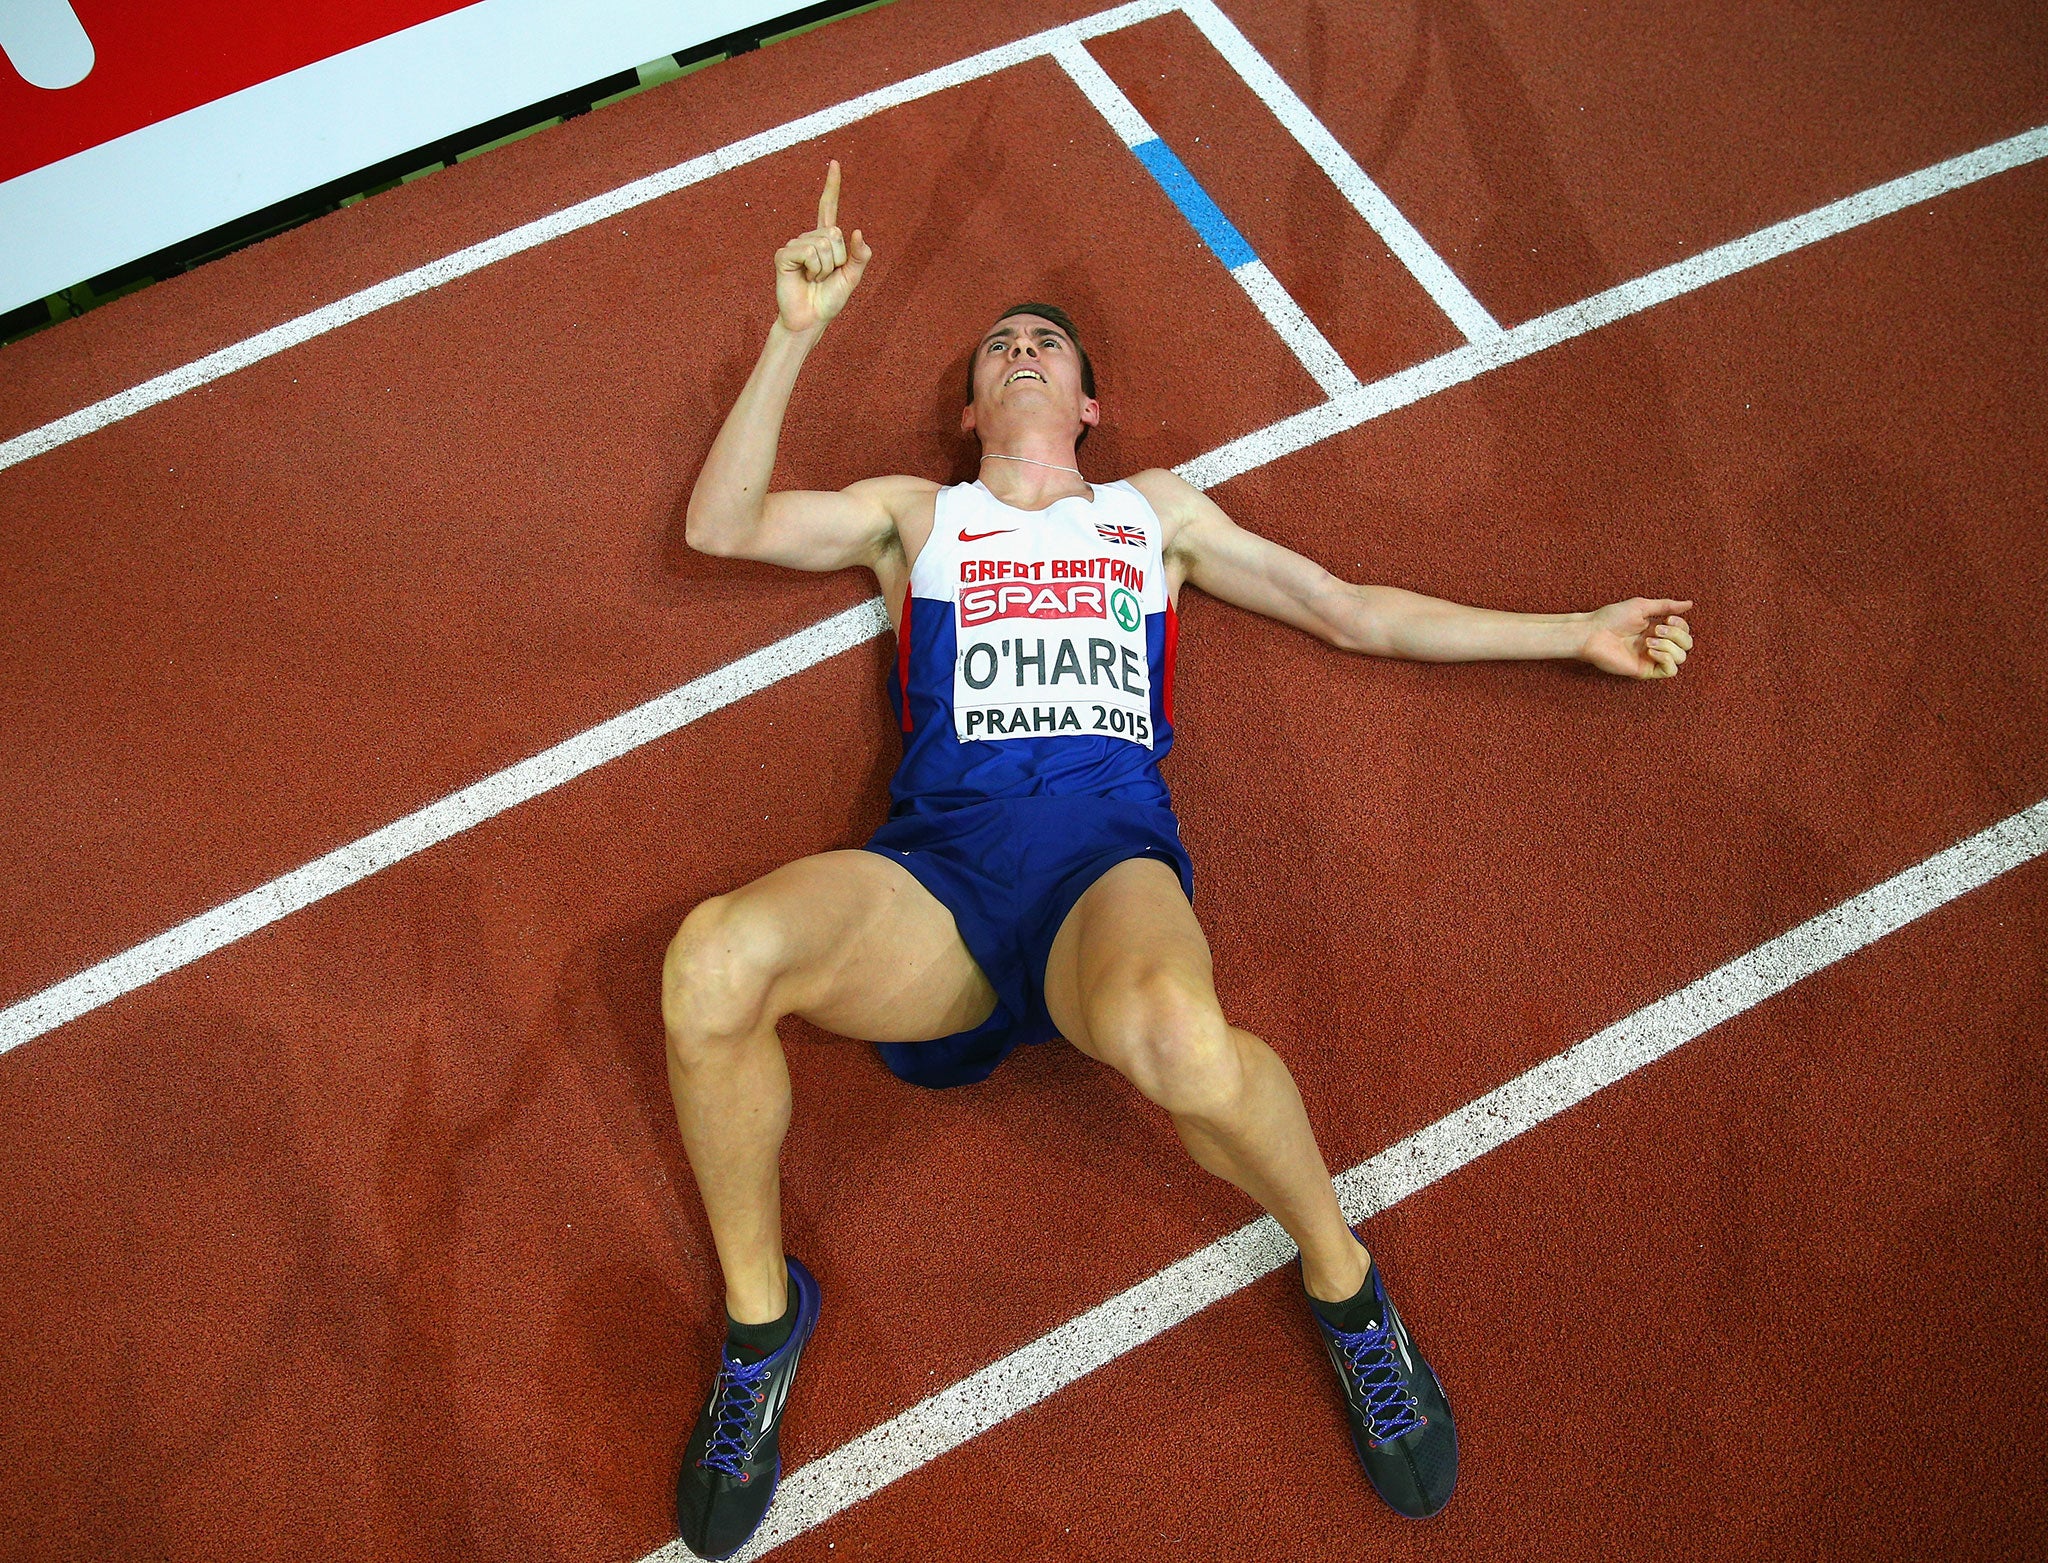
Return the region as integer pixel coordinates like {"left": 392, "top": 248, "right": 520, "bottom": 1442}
{"left": 959, "top": 528, "right": 1015, "bottom": 542}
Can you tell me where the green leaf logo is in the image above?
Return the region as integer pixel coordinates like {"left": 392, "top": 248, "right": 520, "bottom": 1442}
{"left": 1111, "top": 588, "right": 1141, "bottom": 633}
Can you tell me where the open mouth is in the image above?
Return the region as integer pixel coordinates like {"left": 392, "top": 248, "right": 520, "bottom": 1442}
{"left": 1003, "top": 369, "right": 1046, "bottom": 386}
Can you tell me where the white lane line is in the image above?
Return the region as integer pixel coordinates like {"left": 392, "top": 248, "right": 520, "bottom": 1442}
{"left": 1334, "top": 800, "right": 2048, "bottom": 1213}
{"left": 1177, "top": 0, "right": 1503, "bottom": 343}
{"left": 1050, "top": 39, "right": 1154, "bottom": 148}
{"left": 0, "top": 600, "right": 889, "bottom": 1055}
{"left": 634, "top": 797, "right": 2048, "bottom": 1563}
{"left": 1052, "top": 40, "right": 1361, "bottom": 398}
{"left": 0, "top": 0, "right": 1178, "bottom": 476}
{"left": 1229, "top": 256, "right": 1360, "bottom": 397}
{"left": 6, "top": 118, "right": 2044, "bottom": 1054}
{"left": 1179, "top": 119, "right": 2048, "bottom": 489}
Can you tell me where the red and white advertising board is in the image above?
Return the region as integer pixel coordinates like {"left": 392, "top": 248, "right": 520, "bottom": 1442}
{"left": 0, "top": 1, "right": 793, "bottom": 315}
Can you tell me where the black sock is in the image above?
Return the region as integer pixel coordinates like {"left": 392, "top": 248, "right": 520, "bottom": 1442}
{"left": 1308, "top": 1258, "right": 1384, "bottom": 1335}
{"left": 724, "top": 1277, "right": 798, "bottom": 1362}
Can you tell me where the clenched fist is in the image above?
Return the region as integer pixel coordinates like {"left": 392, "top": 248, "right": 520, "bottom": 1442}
{"left": 1580, "top": 599, "right": 1696, "bottom": 680}
{"left": 776, "top": 160, "right": 873, "bottom": 335}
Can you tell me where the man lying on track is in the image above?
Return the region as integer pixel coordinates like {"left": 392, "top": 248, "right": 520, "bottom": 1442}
{"left": 665, "top": 161, "right": 1695, "bottom": 1559}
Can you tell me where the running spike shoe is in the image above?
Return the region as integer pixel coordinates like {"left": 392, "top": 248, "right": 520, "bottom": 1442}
{"left": 675, "top": 1257, "right": 822, "bottom": 1561}
{"left": 1308, "top": 1258, "right": 1459, "bottom": 1518}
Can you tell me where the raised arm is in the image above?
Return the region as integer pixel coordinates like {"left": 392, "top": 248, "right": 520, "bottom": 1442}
{"left": 1137, "top": 468, "right": 1695, "bottom": 680}
{"left": 686, "top": 162, "right": 930, "bottom": 571}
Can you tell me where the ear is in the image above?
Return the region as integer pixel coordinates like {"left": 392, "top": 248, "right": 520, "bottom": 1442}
{"left": 960, "top": 400, "right": 979, "bottom": 435}
{"left": 1079, "top": 397, "right": 1101, "bottom": 429}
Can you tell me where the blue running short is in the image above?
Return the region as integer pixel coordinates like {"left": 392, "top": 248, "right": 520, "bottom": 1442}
{"left": 861, "top": 795, "right": 1196, "bottom": 1089}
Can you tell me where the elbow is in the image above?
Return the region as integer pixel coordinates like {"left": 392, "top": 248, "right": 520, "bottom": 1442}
{"left": 1318, "top": 604, "right": 1366, "bottom": 654}
{"left": 682, "top": 514, "right": 723, "bottom": 557}
{"left": 1323, "top": 605, "right": 1401, "bottom": 658}
{"left": 1327, "top": 624, "right": 1384, "bottom": 657}
{"left": 683, "top": 493, "right": 740, "bottom": 558}
{"left": 1319, "top": 584, "right": 1389, "bottom": 657}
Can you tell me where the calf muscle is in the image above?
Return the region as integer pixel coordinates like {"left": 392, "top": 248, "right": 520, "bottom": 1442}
{"left": 659, "top": 850, "right": 997, "bottom": 1321}
{"left": 1044, "top": 858, "right": 1370, "bottom": 1303}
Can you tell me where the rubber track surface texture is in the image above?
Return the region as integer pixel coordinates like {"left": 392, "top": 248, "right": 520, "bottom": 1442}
{"left": 1, "top": 0, "right": 2045, "bottom": 1559}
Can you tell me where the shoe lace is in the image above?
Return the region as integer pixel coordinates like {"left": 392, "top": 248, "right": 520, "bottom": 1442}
{"left": 697, "top": 1355, "right": 776, "bottom": 1479}
{"left": 1333, "top": 1320, "right": 1425, "bottom": 1447}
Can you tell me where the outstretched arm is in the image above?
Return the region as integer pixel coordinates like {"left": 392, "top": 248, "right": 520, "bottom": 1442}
{"left": 686, "top": 162, "right": 924, "bottom": 571}
{"left": 1139, "top": 468, "right": 1695, "bottom": 680}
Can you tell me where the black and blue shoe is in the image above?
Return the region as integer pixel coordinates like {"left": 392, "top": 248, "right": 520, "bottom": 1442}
{"left": 675, "top": 1257, "right": 822, "bottom": 1561}
{"left": 1308, "top": 1257, "right": 1459, "bottom": 1518}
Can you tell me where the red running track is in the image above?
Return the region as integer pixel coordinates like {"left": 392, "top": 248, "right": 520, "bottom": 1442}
{"left": 1, "top": 0, "right": 2045, "bottom": 1558}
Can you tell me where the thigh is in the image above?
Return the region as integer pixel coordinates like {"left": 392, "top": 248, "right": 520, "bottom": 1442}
{"left": 1041, "top": 855, "right": 1218, "bottom": 1058}
{"left": 714, "top": 849, "right": 998, "bottom": 1044}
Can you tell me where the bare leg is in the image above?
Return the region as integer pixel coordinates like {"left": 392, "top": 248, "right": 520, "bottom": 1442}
{"left": 661, "top": 850, "right": 997, "bottom": 1322}
{"left": 1041, "top": 858, "right": 1370, "bottom": 1303}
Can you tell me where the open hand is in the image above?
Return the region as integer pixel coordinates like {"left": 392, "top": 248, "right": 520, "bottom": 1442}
{"left": 1581, "top": 598, "right": 1695, "bottom": 680}
{"left": 775, "top": 160, "right": 872, "bottom": 335}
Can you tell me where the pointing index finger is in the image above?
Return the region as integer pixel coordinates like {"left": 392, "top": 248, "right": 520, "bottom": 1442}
{"left": 818, "top": 160, "right": 841, "bottom": 231}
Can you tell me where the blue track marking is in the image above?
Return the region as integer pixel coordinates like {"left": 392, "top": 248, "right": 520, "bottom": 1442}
{"left": 1130, "top": 137, "right": 1257, "bottom": 271}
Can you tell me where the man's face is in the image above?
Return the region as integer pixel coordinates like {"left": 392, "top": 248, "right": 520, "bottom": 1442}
{"left": 961, "top": 315, "right": 1100, "bottom": 442}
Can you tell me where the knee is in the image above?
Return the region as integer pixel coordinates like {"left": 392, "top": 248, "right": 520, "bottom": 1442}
{"left": 1086, "top": 972, "right": 1240, "bottom": 1118}
{"left": 661, "top": 894, "right": 781, "bottom": 1055}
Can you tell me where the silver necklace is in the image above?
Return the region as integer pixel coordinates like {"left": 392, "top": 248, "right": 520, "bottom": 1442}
{"left": 980, "top": 453, "right": 1083, "bottom": 476}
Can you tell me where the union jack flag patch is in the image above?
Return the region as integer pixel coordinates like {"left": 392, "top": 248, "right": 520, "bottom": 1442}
{"left": 1095, "top": 522, "right": 1146, "bottom": 547}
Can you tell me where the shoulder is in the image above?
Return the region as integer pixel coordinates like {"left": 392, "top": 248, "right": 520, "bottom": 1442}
{"left": 858, "top": 476, "right": 946, "bottom": 602}
{"left": 1123, "top": 467, "right": 1234, "bottom": 562}
{"left": 845, "top": 473, "right": 943, "bottom": 513}
{"left": 1123, "top": 467, "right": 1201, "bottom": 521}
{"left": 850, "top": 474, "right": 942, "bottom": 559}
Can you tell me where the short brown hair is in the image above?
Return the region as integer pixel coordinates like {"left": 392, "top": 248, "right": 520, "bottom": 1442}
{"left": 966, "top": 303, "right": 1098, "bottom": 444}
